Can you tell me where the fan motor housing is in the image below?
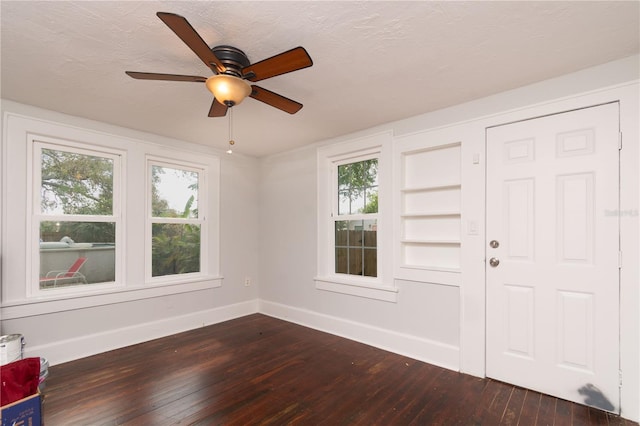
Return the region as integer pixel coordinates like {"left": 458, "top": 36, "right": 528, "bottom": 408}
{"left": 212, "top": 45, "right": 250, "bottom": 77}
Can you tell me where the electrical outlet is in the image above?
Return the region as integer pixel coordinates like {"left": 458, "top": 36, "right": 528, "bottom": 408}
{"left": 244, "top": 277, "right": 251, "bottom": 287}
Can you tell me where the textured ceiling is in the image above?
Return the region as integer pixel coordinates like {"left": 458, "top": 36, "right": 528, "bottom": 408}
{"left": 2, "top": 1, "right": 639, "bottom": 157}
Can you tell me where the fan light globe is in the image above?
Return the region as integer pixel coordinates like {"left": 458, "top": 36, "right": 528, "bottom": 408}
{"left": 205, "top": 74, "right": 251, "bottom": 106}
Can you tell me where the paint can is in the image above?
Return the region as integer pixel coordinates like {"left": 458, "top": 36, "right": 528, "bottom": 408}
{"left": 39, "top": 357, "right": 49, "bottom": 391}
{"left": 0, "top": 334, "right": 24, "bottom": 365}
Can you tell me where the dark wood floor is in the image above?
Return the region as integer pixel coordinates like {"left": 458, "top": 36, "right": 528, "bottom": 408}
{"left": 43, "top": 314, "right": 636, "bottom": 425}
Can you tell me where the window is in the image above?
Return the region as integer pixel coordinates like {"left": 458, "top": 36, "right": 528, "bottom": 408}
{"left": 316, "top": 132, "right": 396, "bottom": 302}
{"left": 3, "top": 113, "right": 221, "bottom": 312}
{"left": 148, "top": 159, "right": 206, "bottom": 281}
{"left": 34, "top": 142, "right": 121, "bottom": 292}
{"left": 335, "top": 159, "right": 378, "bottom": 277}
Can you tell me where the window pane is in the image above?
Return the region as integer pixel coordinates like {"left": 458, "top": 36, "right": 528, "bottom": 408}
{"left": 366, "top": 159, "right": 379, "bottom": 186}
{"left": 348, "top": 220, "right": 363, "bottom": 248}
{"left": 363, "top": 219, "right": 377, "bottom": 247}
{"left": 348, "top": 248, "right": 363, "bottom": 275}
{"left": 41, "top": 148, "right": 113, "bottom": 215}
{"left": 39, "top": 221, "right": 115, "bottom": 288}
{"left": 152, "top": 223, "right": 201, "bottom": 277}
{"left": 363, "top": 248, "right": 377, "bottom": 277}
{"left": 350, "top": 190, "right": 365, "bottom": 214}
{"left": 338, "top": 190, "right": 350, "bottom": 216}
{"left": 337, "top": 164, "right": 351, "bottom": 191}
{"left": 364, "top": 187, "right": 378, "bottom": 213}
{"left": 152, "top": 165, "right": 199, "bottom": 218}
{"left": 335, "top": 221, "right": 348, "bottom": 246}
{"left": 335, "top": 248, "right": 348, "bottom": 274}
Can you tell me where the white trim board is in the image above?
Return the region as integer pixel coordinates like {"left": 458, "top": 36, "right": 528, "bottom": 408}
{"left": 29, "top": 299, "right": 458, "bottom": 373}
{"left": 26, "top": 299, "right": 259, "bottom": 366}
{"left": 259, "top": 300, "right": 460, "bottom": 372}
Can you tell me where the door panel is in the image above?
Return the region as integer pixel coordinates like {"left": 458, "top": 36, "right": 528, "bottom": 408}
{"left": 486, "top": 103, "right": 620, "bottom": 412}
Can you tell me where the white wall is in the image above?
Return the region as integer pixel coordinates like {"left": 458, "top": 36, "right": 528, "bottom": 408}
{"left": 0, "top": 100, "right": 261, "bottom": 365}
{"left": 257, "top": 55, "right": 639, "bottom": 420}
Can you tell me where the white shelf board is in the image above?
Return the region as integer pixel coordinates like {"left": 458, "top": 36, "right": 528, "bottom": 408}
{"left": 401, "top": 211, "right": 461, "bottom": 218}
{"left": 401, "top": 239, "right": 461, "bottom": 245}
{"left": 400, "top": 183, "right": 461, "bottom": 193}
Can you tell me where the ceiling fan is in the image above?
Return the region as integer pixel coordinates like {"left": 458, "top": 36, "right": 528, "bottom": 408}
{"left": 126, "top": 12, "right": 313, "bottom": 117}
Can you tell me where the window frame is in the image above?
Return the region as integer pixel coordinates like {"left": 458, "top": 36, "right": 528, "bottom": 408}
{"left": 28, "top": 137, "right": 124, "bottom": 297}
{"left": 145, "top": 156, "right": 208, "bottom": 284}
{"left": 315, "top": 131, "right": 397, "bottom": 302}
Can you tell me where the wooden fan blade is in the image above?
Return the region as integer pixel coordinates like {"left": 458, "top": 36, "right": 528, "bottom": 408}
{"left": 125, "top": 71, "right": 207, "bottom": 82}
{"left": 156, "top": 12, "right": 225, "bottom": 73}
{"left": 243, "top": 47, "right": 313, "bottom": 82}
{"left": 208, "top": 99, "right": 228, "bottom": 117}
{"left": 250, "top": 85, "right": 303, "bottom": 114}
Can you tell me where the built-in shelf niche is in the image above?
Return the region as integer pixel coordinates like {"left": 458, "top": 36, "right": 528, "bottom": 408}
{"left": 400, "top": 142, "right": 461, "bottom": 272}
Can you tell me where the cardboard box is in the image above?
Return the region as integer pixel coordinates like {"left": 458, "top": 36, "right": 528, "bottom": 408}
{"left": 0, "top": 392, "right": 41, "bottom": 426}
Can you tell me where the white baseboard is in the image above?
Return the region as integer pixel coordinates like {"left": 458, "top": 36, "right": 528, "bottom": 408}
{"left": 258, "top": 300, "right": 460, "bottom": 371}
{"left": 25, "top": 299, "right": 259, "bottom": 366}
{"left": 27, "top": 298, "right": 460, "bottom": 371}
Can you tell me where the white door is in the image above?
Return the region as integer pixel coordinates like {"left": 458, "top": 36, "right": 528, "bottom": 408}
{"left": 486, "top": 103, "right": 620, "bottom": 412}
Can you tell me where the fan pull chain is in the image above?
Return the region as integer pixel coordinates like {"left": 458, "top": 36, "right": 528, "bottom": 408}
{"left": 226, "top": 107, "right": 235, "bottom": 154}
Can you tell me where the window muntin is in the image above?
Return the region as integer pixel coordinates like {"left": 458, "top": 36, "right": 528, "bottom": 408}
{"left": 36, "top": 144, "right": 120, "bottom": 291}
{"left": 334, "top": 158, "right": 378, "bottom": 277}
{"left": 148, "top": 161, "right": 205, "bottom": 280}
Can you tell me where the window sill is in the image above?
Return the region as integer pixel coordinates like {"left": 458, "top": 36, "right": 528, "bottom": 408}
{"left": 0, "top": 276, "right": 223, "bottom": 320}
{"left": 314, "top": 276, "right": 398, "bottom": 303}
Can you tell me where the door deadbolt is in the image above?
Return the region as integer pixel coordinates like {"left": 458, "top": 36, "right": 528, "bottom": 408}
{"left": 489, "top": 257, "right": 500, "bottom": 267}
{"left": 489, "top": 240, "right": 499, "bottom": 249}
